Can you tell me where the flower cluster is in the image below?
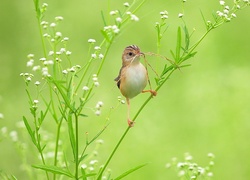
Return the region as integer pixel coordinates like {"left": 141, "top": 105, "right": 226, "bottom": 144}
{"left": 95, "top": 101, "right": 104, "bottom": 116}
{"left": 166, "top": 153, "right": 215, "bottom": 179}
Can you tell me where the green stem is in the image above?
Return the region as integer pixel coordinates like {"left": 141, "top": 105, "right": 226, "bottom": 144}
{"left": 74, "top": 113, "right": 79, "bottom": 179}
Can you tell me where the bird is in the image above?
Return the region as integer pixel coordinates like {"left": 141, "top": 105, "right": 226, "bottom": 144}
{"left": 114, "top": 45, "right": 157, "bottom": 127}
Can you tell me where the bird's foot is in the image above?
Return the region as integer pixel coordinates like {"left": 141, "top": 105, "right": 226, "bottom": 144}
{"left": 142, "top": 90, "right": 157, "bottom": 96}
{"left": 127, "top": 119, "right": 135, "bottom": 127}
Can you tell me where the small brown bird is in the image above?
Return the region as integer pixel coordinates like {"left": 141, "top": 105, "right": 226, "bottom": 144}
{"left": 114, "top": 45, "right": 157, "bottom": 127}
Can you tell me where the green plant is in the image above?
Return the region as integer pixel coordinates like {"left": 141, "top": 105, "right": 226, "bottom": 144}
{"left": 18, "top": 0, "right": 249, "bottom": 179}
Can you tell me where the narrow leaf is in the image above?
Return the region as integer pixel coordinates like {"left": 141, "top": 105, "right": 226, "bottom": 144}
{"left": 175, "top": 26, "right": 182, "bottom": 63}
{"left": 32, "top": 164, "right": 74, "bottom": 178}
{"left": 67, "top": 115, "right": 76, "bottom": 158}
{"left": 23, "top": 116, "right": 36, "bottom": 145}
{"left": 114, "top": 163, "right": 148, "bottom": 180}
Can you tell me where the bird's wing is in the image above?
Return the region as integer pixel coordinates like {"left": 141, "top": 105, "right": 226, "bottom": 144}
{"left": 114, "top": 65, "right": 126, "bottom": 89}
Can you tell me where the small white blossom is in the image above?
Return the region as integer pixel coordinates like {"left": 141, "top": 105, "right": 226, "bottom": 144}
{"left": 219, "top": 0, "right": 225, "bottom": 5}
{"left": 91, "top": 54, "right": 97, "bottom": 59}
{"left": 62, "top": 37, "right": 69, "bottom": 41}
{"left": 32, "top": 65, "right": 40, "bottom": 71}
{"left": 50, "top": 22, "right": 56, "bottom": 27}
{"left": 223, "top": 9, "right": 229, "bottom": 14}
{"left": 82, "top": 86, "right": 89, "bottom": 91}
{"left": 94, "top": 46, "right": 101, "bottom": 50}
{"left": 99, "top": 54, "right": 104, "bottom": 59}
{"left": 48, "top": 51, "right": 54, "bottom": 56}
{"left": 217, "top": 11, "right": 224, "bottom": 17}
{"left": 130, "top": 14, "right": 139, "bottom": 21}
{"left": 231, "top": 13, "right": 237, "bottom": 18}
{"left": 39, "top": 57, "right": 46, "bottom": 61}
{"left": 43, "top": 33, "right": 50, "bottom": 38}
{"left": 161, "top": 15, "right": 168, "bottom": 19}
{"left": 208, "top": 153, "right": 215, "bottom": 158}
{"left": 88, "top": 39, "right": 96, "bottom": 43}
{"left": 62, "top": 70, "right": 68, "bottom": 74}
{"left": 126, "top": 11, "right": 131, "bottom": 15}
{"left": 116, "top": 17, "right": 122, "bottom": 22}
{"left": 9, "top": 131, "right": 18, "bottom": 142}
{"left": 81, "top": 164, "right": 87, "bottom": 169}
{"left": 27, "top": 54, "right": 34, "bottom": 59}
{"left": 94, "top": 81, "right": 100, "bottom": 87}
{"left": 35, "top": 81, "right": 40, "bottom": 86}
{"left": 207, "top": 172, "right": 213, "bottom": 177}
{"left": 123, "top": 2, "right": 130, "bottom": 7}
{"left": 55, "top": 32, "right": 62, "bottom": 38}
{"left": 26, "top": 77, "right": 32, "bottom": 81}
{"left": 27, "top": 60, "right": 34, "bottom": 67}
{"left": 92, "top": 77, "right": 98, "bottom": 81}
{"left": 0, "top": 113, "right": 4, "bottom": 119}
{"left": 66, "top": 51, "right": 72, "bottom": 56}
{"left": 95, "top": 110, "right": 101, "bottom": 116}
{"left": 109, "top": 10, "right": 118, "bottom": 16}
{"left": 55, "top": 16, "right": 64, "bottom": 21}
{"left": 42, "top": 3, "right": 48, "bottom": 8}
{"left": 121, "top": 100, "right": 125, "bottom": 104}
{"left": 51, "top": 38, "right": 55, "bottom": 42}
{"left": 178, "top": 13, "right": 184, "bottom": 18}
{"left": 33, "top": 100, "right": 39, "bottom": 104}
{"left": 96, "top": 139, "right": 104, "bottom": 144}
{"left": 42, "top": 67, "right": 49, "bottom": 76}
{"left": 90, "top": 160, "right": 98, "bottom": 165}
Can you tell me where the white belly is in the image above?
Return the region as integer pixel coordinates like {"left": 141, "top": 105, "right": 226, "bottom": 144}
{"left": 121, "top": 63, "right": 147, "bottom": 99}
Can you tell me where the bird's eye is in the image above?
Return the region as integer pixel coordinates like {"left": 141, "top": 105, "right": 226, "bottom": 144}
{"left": 128, "top": 52, "right": 133, "bottom": 56}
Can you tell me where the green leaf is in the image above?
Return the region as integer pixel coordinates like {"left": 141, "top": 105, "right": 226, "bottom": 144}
{"left": 67, "top": 115, "right": 76, "bottom": 158}
{"left": 23, "top": 116, "right": 37, "bottom": 145}
{"left": 79, "top": 154, "right": 88, "bottom": 164}
{"left": 32, "top": 164, "right": 74, "bottom": 178}
{"left": 101, "top": 30, "right": 110, "bottom": 42}
{"left": 175, "top": 26, "right": 182, "bottom": 63}
{"left": 182, "top": 51, "right": 198, "bottom": 62}
{"left": 160, "top": 64, "right": 174, "bottom": 77}
{"left": 79, "top": 114, "right": 88, "bottom": 117}
{"left": 88, "top": 126, "right": 108, "bottom": 145}
{"left": 114, "top": 163, "right": 148, "bottom": 180}
{"left": 81, "top": 167, "right": 87, "bottom": 180}
{"left": 183, "top": 25, "right": 190, "bottom": 52}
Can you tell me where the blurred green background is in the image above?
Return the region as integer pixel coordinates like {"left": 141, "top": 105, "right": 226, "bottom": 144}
{"left": 1, "top": 0, "right": 250, "bottom": 179}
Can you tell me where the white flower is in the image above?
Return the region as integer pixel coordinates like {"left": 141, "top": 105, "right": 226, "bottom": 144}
{"left": 42, "top": 3, "right": 48, "bottom": 8}
{"left": 216, "top": 11, "right": 224, "bottom": 17}
{"left": 81, "top": 164, "right": 87, "bottom": 169}
{"left": 39, "top": 57, "right": 46, "bottom": 61}
{"left": 96, "top": 139, "right": 104, "bottom": 144}
{"left": 35, "top": 81, "right": 40, "bottom": 86}
{"left": 50, "top": 22, "right": 56, "bottom": 27}
{"left": 34, "top": 100, "right": 39, "bottom": 104}
{"left": 66, "top": 51, "right": 72, "bottom": 56}
{"left": 9, "top": 131, "right": 18, "bottom": 142}
{"left": 60, "top": 48, "right": 66, "bottom": 53}
{"left": 161, "top": 15, "right": 168, "bottom": 19}
{"left": 42, "top": 67, "right": 49, "bottom": 76}
{"left": 32, "top": 65, "right": 40, "bottom": 71}
{"left": 130, "top": 14, "right": 139, "bottom": 21}
{"left": 208, "top": 153, "right": 215, "bottom": 158}
{"left": 62, "top": 70, "right": 68, "bottom": 74}
{"left": 89, "top": 160, "right": 98, "bottom": 165}
{"left": 109, "top": 10, "right": 118, "bottom": 16}
{"left": 116, "top": 17, "right": 122, "bottom": 22}
{"left": 94, "top": 82, "right": 100, "bottom": 87}
{"left": 219, "top": 0, "right": 225, "bottom": 5}
{"left": 43, "top": 33, "right": 50, "bottom": 38}
{"left": 62, "top": 37, "right": 69, "bottom": 41}
{"left": 82, "top": 86, "right": 89, "bottom": 91}
{"left": 123, "top": 2, "right": 129, "bottom": 7}
{"left": 27, "top": 54, "right": 34, "bottom": 59}
{"left": 88, "top": 39, "right": 96, "bottom": 43}
{"left": 55, "top": 32, "right": 62, "bottom": 38}
{"left": 99, "top": 54, "right": 104, "bottom": 59}
{"left": 207, "top": 172, "right": 213, "bottom": 177}
{"left": 55, "top": 16, "right": 64, "bottom": 21}
{"left": 95, "top": 110, "right": 101, "bottom": 116}
{"left": 48, "top": 51, "right": 54, "bottom": 56}
{"left": 178, "top": 13, "right": 184, "bottom": 18}
{"left": 91, "top": 54, "right": 97, "bottom": 59}
{"left": 26, "top": 77, "right": 32, "bottom": 81}
{"left": 94, "top": 46, "right": 101, "bottom": 50}
{"left": 231, "top": 13, "right": 237, "bottom": 18}
{"left": 0, "top": 113, "right": 4, "bottom": 119}
{"left": 160, "top": 10, "right": 168, "bottom": 15}
{"left": 27, "top": 60, "right": 34, "bottom": 67}
{"left": 92, "top": 77, "right": 98, "bottom": 81}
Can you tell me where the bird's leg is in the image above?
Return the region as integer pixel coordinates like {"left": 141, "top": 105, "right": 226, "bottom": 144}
{"left": 142, "top": 90, "right": 157, "bottom": 96}
{"left": 126, "top": 98, "right": 134, "bottom": 127}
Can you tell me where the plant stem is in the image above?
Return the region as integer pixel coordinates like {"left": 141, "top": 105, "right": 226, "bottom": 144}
{"left": 74, "top": 113, "right": 79, "bottom": 179}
